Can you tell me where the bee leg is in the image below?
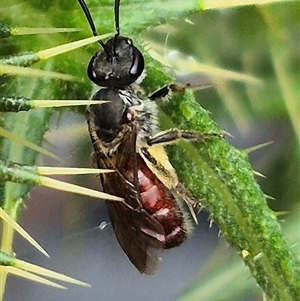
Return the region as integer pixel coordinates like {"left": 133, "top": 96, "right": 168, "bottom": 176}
{"left": 146, "top": 129, "right": 225, "bottom": 146}
{"left": 148, "top": 84, "right": 188, "bottom": 101}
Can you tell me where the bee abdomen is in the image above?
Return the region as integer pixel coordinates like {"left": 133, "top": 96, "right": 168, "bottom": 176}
{"left": 137, "top": 161, "right": 189, "bottom": 249}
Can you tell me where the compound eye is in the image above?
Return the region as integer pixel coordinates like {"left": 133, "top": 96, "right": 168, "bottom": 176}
{"left": 129, "top": 47, "right": 144, "bottom": 79}
{"left": 126, "top": 38, "right": 133, "bottom": 46}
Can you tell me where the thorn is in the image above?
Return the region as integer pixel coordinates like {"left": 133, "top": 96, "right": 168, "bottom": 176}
{"left": 253, "top": 170, "right": 266, "bottom": 178}
{"left": 244, "top": 141, "right": 274, "bottom": 154}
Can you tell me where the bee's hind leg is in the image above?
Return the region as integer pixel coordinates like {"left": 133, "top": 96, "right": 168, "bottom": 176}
{"left": 146, "top": 129, "right": 225, "bottom": 147}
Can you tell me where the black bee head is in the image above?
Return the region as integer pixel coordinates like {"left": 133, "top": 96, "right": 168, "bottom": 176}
{"left": 78, "top": 0, "right": 145, "bottom": 88}
{"left": 88, "top": 35, "right": 144, "bottom": 87}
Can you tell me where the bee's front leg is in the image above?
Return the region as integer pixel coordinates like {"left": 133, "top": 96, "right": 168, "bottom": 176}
{"left": 148, "top": 84, "right": 188, "bottom": 101}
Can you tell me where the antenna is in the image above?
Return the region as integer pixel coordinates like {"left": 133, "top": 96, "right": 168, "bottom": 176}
{"left": 114, "top": 0, "right": 120, "bottom": 36}
{"left": 77, "top": 0, "right": 107, "bottom": 51}
{"left": 112, "top": 0, "right": 121, "bottom": 56}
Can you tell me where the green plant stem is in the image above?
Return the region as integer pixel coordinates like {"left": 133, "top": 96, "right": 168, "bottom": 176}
{"left": 160, "top": 90, "right": 300, "bottom": 300}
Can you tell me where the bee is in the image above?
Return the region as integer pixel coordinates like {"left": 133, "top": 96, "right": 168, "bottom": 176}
{"left": 78, "top": 0, "right": 220, "bottom": 274}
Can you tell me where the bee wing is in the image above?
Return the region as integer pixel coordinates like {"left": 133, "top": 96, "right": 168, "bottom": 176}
{"left": 106, "top": 201, "right": 165, "bottom": 274}
{"left": 93, "top": 126, "right": 165, "bottom": 274}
